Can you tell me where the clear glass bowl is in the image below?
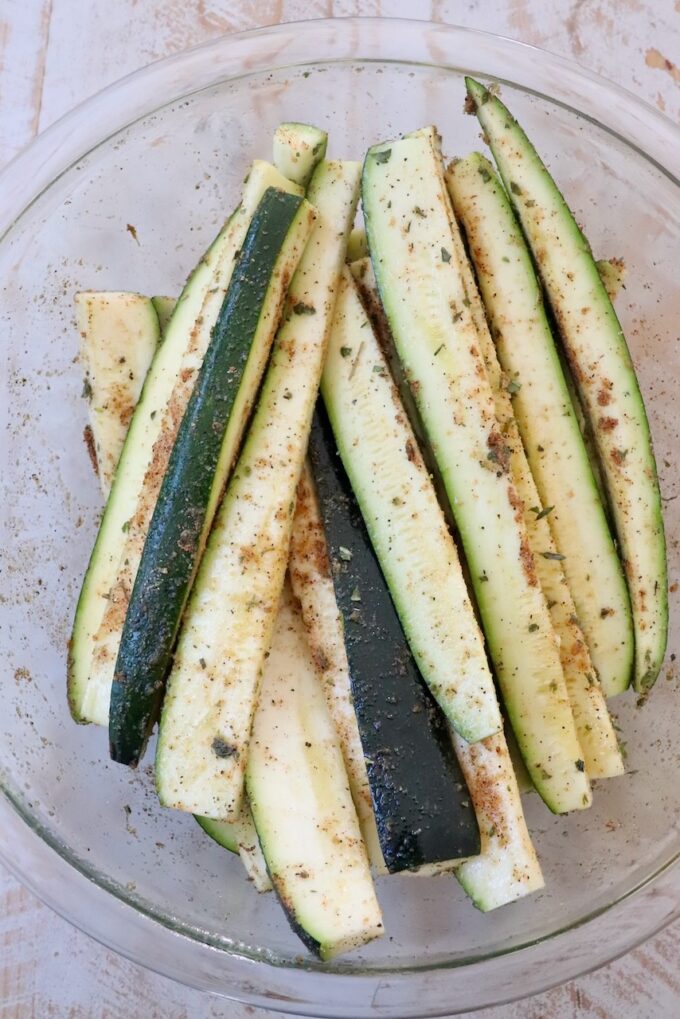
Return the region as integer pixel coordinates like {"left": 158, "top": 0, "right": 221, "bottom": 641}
{"left": 0, "top": 18, "right": 678, "bottom": 1018}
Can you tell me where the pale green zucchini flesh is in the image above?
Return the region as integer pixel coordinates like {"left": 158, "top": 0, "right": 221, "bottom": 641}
{"left": 363, "top": 133, "right": 591, "bottom": 812}
{"left": 273, "top": 122, "right": 328, "bottom": 187}
{"left": 466, "top": 77, "right": 667, "bottom": 694}
{"left": 76, "top": 292, "right": 161, "bottom": 498}
{"left": 289, "top": 462, "right": 387, "bottom": 875}
{"left": 322, "top": 267, "right": 501, "bottom": 745}
{"left": 155, "top": 159, "right": 360, "bottom": 819}
{"left": 247, "top": 581, "right": 383, "bottom": 959}
{"left": 196, "top": 807, "right": 272, "bottom": 893}
{"left": 452, "top": 730, "right": 544, "bottom": 910}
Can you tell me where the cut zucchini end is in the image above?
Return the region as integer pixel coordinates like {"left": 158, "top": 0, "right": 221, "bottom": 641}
{"left": 273, "top": 122, "right": 328, "bottom": 187}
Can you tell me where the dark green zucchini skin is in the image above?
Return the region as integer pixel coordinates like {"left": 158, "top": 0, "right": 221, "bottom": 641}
{"left": 109, "top": 188, "right": 305, "bottom": 766}
{"left": 308, "top": 406, "right": 481, "bottom": 873}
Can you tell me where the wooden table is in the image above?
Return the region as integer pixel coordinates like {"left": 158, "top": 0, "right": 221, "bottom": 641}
{"left": 1, "top": 1, "right": 678, "bottom": 1015}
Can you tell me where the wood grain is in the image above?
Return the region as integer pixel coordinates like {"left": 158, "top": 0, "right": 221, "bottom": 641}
{"left": 0, "top": 1, "right": 678, "bottom": 1016}
{"left": 0, "top": 0, "right": 52, "bottom": 165}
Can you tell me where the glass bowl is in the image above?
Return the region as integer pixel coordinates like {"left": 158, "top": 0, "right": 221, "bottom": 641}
{"left": 0, "top": 18, "right": 678, "bottom": 1018}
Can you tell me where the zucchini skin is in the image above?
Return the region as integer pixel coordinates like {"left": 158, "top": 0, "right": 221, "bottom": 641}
{"left": 309, "top": 406, "right": 481, "bottom": 871}
{"left": 109, "top": 188, "right": 308, "bottom": 766}
{"left": 466, "top": 77, "right": 668, "bottom": 693}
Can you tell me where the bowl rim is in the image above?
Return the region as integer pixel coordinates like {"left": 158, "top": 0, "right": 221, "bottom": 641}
{"left": 0, "top": 16, "right": 678, "bottom": 1016}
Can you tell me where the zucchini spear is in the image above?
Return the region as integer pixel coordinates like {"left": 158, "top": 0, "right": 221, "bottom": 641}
{"left": 71, "top": 160, "right": 304, "bottom": 727}
{"left": 155, "top": 160, "right": 360, "bottom": 817}
{"left": 109, "top": 187, "right": 315, "bottom": 766}
{"left": 466, "top": 77, "right": 667, "bottom": 693}
{"left": 363, "top": 133, "right": 591, "bottom": 812}
{"left": 446, "top": 152, "right": 624, "bottom": 778}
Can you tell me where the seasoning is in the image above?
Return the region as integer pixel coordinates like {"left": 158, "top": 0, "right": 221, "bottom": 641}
{"left": 338, "top": 546, "right": 353, "bottom": 562}
{"left": 340, "top": 346, "right": 352, "bottom": 358}
{"left": 292, "top": 301, "right": 316, "bottom": 315}
{"left": 541, "top": 550, "right": 566, "bottom": 561}
{"left": 374, "top": 148, "right": 392, "bottom": 164}
{"left": 441, "top": 247, "right": 451, "bottom": 262}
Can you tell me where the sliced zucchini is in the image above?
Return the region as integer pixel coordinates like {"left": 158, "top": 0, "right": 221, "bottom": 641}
{"left": 150, "top": 295, "right": 176, "bottom": 334}
{"left": 466, "top": 78, "right": 667, "bottom": 693}
{"left": 197, "top": 807, "right": 272, "bottom": 893}
{"left": 447, "top": 149, "right": 633, "bottom": 704}
{"left": 363, "top": 134, "right": 591, "bottom": 812}
{"left": 452, "top": 731, "right": 544, "bottom": 910}
{"left": 156, "top": 160, "right": 360, "bottom": 817}
{"left": 76, "top": 292, "right": 161, "bottom": 497}
{"left": 346, "top": 226, "right": 369, "bottom": 262}
{"left": 70, "top": 160, "right": 303, "bottom": 727}
{"left": 247, "top": 580, "right": 383, "bottom": 960}
{"left": 446, "top": 153, "right": 623, "bottom": 779}
{"left": 322, "top": 268, "right": 501, "bottom": 745}
{"left": 308, "top": 405, "right": 481, "bottom": 870}
{"left": 289, "top": 462, "right": 387, "bottom": 875}
{"left": 74, "top": 287, "right": 274, "bottom": 887}
{"left": 273, "top": 122, "right": 328, "bottom": 188}
{"left": 109, "top": 187, "right": 315, "bottom": 766}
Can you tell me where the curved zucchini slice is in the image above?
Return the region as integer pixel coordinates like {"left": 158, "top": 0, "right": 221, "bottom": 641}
{"left": 363, "top": 134, "right": 591, "bottom": 812}
{"left": 196, "top": 808, "right": 272, "bottom": 893}
{"left": 466, "top": 78, "right": 667, "bottom": 693}
{"left": 155, "top": 160, "right": 360, "bottom": 817}
{"left": 150, "top": 295, "right": 176, "bottom": 335}
{"left": 76, "top": 292, "right": 161, "bottom": 498}
{"left": 289, "top": 462, "right": 387, "bottom": 874}
{"left": 445, "top": 154, "right": 623, "bottom": 779}
{"left": 109, "top": 188, "right": 315, "bottom": 766}
{"left": 346, "top": 226, "right": 369, "bottom": 262}
{"left": 322, "top": 268, "right": 501, "bottom": 745}
{"left": 247, "top": 581, "right": 383, "bottom": 960}
{"left": 447, "top": 148, "right": 633, "bottom": 700}
{"left": 308, "top": 405, "right": 481, "bottom": 870}
{"left": 70, "top": 161, "right": 303, "bottom": 727}
{"left": 273, "top": 122, "right": 328, "bottom": 188}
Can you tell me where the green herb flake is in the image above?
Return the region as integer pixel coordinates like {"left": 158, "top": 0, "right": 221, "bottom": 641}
{"left": 507, "top": 378, "right": 522, "bottom": 395}
{"left": 541, "top": 550, "right": 565, "bottom": 561}
{"left": 292, "top": 301, "right": 316, "bottom": 316}
{"left": 150, "top": 409, "right": 157, "bottom": 420}
{"left": 82, "top": 379, "right": 93, "bottom": 400}
{"left": 413, "top": 206, "right": 427, "bottom": 218}
{"left": 441, "top": 247, "right": 451, "bottom": 263}
{"left": 340, "top": 346, "right": 353, "bottom": 358}
{"left": 211, "top": 737, "right": 238, "bottom": 759}
{"left": 533, "top": 505, "right": 554, "bottom": 520}
{"left": 350, "top": 586, "right": 362, "bottom": 603}
{"left": 510, "top": 181, "right": 523, "bottom": 196}
{"left": 199, "top": 657, "right": 207, "bottom": 670}
{"left": 479, "top": 571, "right": 489, "bottom": 583}
{"left": 434, "top": 344, "right": 445, "bottom": 357}
{"left": 338, "top": 546, "right": 353, "bottom": 562}
{"left": 502, "top": 255, "right": 511, "bottom": 263}
{"left": 392, "top": 496, "right": 403, "bottom": 506}
{"left": 575, "top": 759, "right": 585, "bottom": 772}
{"left": 462, "top": 296, "right": 471, "bottom": 307}
{"left": 478, "top": 165, "right": 492, "bottom": 183}
{"left": 528, "top": 622, "right": 539, "bottom": 633}
{"left": 372, "top": 364, "right": 386, "bottom": 375}
{"left": 121, "top": 519, "right": 131, "bottom": 534}
{"left": 525, "top": 199, "right": 536, "bottom": 208}
{"left": 283, "top": 389, "right": 293, "bottom": 400}
{"left": 374, "top": 148, "right": 392, "bottom": 165}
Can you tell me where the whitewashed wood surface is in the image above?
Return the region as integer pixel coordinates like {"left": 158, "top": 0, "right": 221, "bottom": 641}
{"left": 1, "top": 1, "right": 678, "bottom": 1016}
